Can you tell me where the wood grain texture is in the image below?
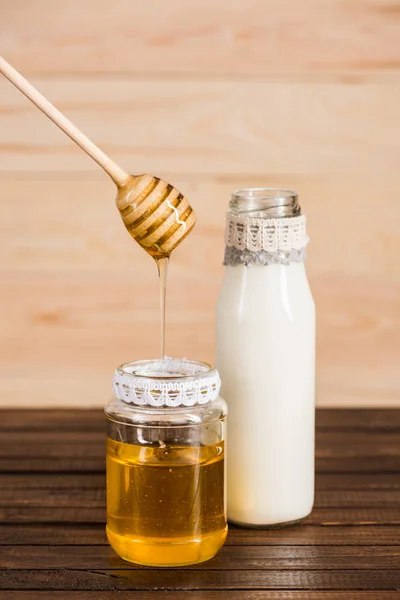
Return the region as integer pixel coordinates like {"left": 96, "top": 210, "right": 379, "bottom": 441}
{"left": 0, "top": 0, "right": 399, "bottom": 408}
{"left": 1, "top": 79, "right": 400, "bottom": 175}
{"left": 1, "top": 176, "right": 399, "bottom": 276}
{"left": 2, "top": 568, "right": 400, "bottom": 591}
{"left": 0, "top": 269, "right": 398, "bottom": 408}
{"left": 1, "top": 416, "right": 400, "bottom": 523}
{"left": 2, "top": 472, "right": 400, "bottom": 490}
{"left": 1, "top": 408, "right": 399, "bottom": 429}
{"left": 0, "top": 174, "right": 399, "bottom": 407}
{"left": 2, "top": 486, "right": 400, "bottom": 509}
{"left": 1, "top": 594, "right": 400, "bottom": 600}
{"left": 1, "top": 505, "right": 399, "bottom": 525}
{"left": 2, "top": 456, "right": 400, "bottom": 474}
{"left": 1, "top": 430, "right": 400, "bottom": 459}
{"left": 2, "top": 544, "right": 400, "bottom": 570}
{"left": 1, "top": 0, "right": 400, "bottom": 77}
{"left": 2, "top": 523, "right": 399, "bottom": 546}
{"left": 1, "top": 408, "right": 399, "bottom": 594}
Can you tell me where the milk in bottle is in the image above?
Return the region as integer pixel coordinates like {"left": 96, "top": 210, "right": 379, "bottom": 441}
{"left": 216, "top": 188, "right": 315, "bottom": 527}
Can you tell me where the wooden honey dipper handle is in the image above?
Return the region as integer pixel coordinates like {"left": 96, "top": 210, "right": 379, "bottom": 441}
{"left": 0, "top": 55, "right": 130, "bottom": 187}
{"left": 1, "top": 55, "right": 196, "bottom": 257}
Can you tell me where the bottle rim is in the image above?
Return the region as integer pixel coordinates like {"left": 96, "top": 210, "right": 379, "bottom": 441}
{"left": 230, "top": 187, "right": 300, "bottom": 217}
{"left": 117, "top": 358, "right": 215, "bottom": 382}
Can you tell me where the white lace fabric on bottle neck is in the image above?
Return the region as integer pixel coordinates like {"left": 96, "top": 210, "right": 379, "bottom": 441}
{"left": 113, "top": 358, "right": 221, "bottom": 407}
{"left": 224, "top": 214, "right": 309, "bottom": 266}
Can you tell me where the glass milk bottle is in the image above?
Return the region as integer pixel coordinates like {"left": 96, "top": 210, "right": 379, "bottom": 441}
{"left": 216, "top": 188, "right": 315, "bottom": 527}
{"left": 105, "top": 358, "right": 227, "bottom": 566}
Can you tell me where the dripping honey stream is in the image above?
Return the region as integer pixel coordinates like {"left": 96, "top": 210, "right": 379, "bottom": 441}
{"left": 156, "top": 256, "right": 169, "bottom": 361}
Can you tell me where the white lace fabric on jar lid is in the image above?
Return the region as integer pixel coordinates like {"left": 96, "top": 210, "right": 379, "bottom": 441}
{"left": 113, "top": 358, "right": 221, "bottom": 408}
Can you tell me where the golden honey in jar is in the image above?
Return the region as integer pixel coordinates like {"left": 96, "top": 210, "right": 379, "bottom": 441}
{"left": 105, "top": 359, "right": 227, "bottom": 566}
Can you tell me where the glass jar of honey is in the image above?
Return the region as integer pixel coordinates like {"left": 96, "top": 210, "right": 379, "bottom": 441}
{"left": 105, "top": 358, "right": 227, "bottom": 567}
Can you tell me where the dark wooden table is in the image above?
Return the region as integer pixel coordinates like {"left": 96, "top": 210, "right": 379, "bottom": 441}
{"left": 0, "top": 409, "right": 399, "bottom": 599}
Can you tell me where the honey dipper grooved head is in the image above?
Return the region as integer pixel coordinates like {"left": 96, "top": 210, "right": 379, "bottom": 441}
{"left": 116, "top": 174, "right": 196, "bottom": 258}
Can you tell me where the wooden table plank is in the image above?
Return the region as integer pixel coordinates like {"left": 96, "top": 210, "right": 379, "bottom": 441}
{"left": 2, "top": 456, "right": 400, "bottom": 473}
{"left": 316, "top": 410, "right": 400, "bottom": 430}
{"left": 3, "top": 429, "right": 400, "bottom": 445}
{"left": 1, "top": 409, "right": 399, "bottom": 431}
{"left": 2, "top": 430, "right": 399, "bottom": 457}
{"left": 0, "top": 524, "right": 399, "bottom": 546}
{"left": 1, "top": 506, "right": 399, "bottom": 525}
{"left": 2, "top": 429, "right": 400, "bottom": 470}
{"left": 1, "top": 568, "right": 400, "bottom": 591}
{"left": 0, "top": 474, "right": 106, "bottom": 489}
{"left": 1, "top": 472, "right": 400, "bottom": 490}
{"left": 1, "top": 545, "right": 399, "bottom": 570}
{"left": 1, "top": 593, "right": 400, "bottom": 600}
{"left": 1, "top": 488, "right": 400, "bottom": 509}
{"left": 1, "top": 409, "right": 399, "bottom": 595}
{"left": 0, "top": 410, "right": 105, "bottom": 431}
{"left": 316, "top": 473, "right": 400, "bottom": 490}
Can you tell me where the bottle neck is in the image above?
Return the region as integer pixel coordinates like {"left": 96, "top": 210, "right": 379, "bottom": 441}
{"left": 230, "top": 188, "right": 301, "bottom": 218}
{"left": 224, "top": 188, "right": 308, "bottom": 267}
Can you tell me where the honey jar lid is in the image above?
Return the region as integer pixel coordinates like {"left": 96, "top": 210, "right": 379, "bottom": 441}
{"left": 113, "top": 358, "right": 221, "bottom": 408}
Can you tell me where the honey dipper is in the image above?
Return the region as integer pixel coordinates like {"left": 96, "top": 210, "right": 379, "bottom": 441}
{"left": 0, "top": 56, "right": 196, "bottom": 257}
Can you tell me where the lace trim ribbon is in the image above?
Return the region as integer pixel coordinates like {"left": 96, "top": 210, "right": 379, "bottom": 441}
{"left": 113, "top": 359, "right": 221, "bottom": 407}
{"left": 224, "top": 214, "right": 309, "bottom": 266}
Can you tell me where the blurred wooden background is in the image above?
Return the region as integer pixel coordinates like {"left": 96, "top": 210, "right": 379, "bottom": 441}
{"left": 0, "top": 0, "right": 399, "bottom": 407}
